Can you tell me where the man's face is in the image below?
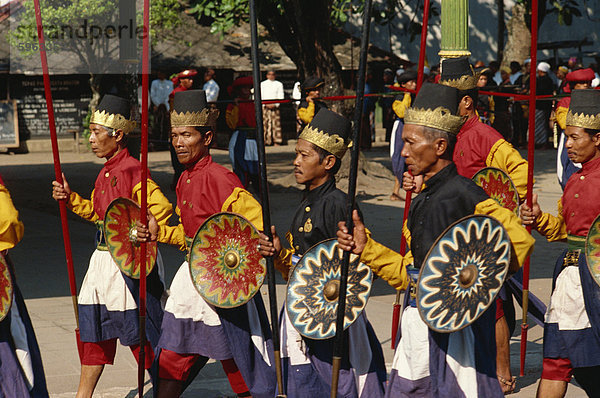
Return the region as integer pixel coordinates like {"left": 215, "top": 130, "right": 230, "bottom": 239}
{"left": 89, "top": 123, "right": 119, "bottom": 159}
{"left": 293, "top": 138, "right": 330, "bottom": 186}
{"left": 180, "top": 78, "right": 193, "bottom": 89}
{"left": 307, "top": 88, "right": 320, "bottom": 99}
{"left": 565, "top": 126, "right": 600, "bottom": 164}
{"left": 478, "top": 75, "right": 488, "bottom": 88}
{"left": 267, "top": 71, "right": 276, "bottom": 81}
{"left": 574, "top": 82, "right": 590, "bottom": 90}
{"left": 401, "top": 124, "right": 442, "bottom": 176}
{"left": 171, "top": 126, "right": 212, "bottom": 165}
{"left": 402, "top": 80, "right": 417, "bottom": 91}
{"left": 204, "top": 69, "right": 215, "bottom": 82}
{"left": 383, "top": 73, "right": 393, "bottom": 84}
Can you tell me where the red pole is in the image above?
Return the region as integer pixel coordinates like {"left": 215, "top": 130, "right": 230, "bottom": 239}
{"left": 416, "top": 0, "right": 431, "bottom": 92}
{"left": 32, "top": 0, "right": 79, "bottom": 329}
{"left": 520, "top": 0, "right": 538, "bottom": 377}
{"left": 138, "top": 0, "right": 150, "bottom": 394}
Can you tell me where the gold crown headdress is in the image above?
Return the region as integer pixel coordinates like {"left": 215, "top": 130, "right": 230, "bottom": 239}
{"left": 439, "top": 65, "right": 479, "bottom": 91}
{"left": 170, "top": 108, "right": 220, "bottom": 128}
{"left": 404, "top": 106, "right": 466, "bottom": 135}
{"left": 566, "top": 111, "right": 600, "bottom": 130}
{"left": 299, "top": 125, "right": 351, "bottom": 158}
{"left": 90, "top": 110, "right": 136, "bottom": 135}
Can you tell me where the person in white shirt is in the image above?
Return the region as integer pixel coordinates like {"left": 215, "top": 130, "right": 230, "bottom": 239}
{"left": 150, "top": 71, "right": 174, "bottom": 146}
{"left": 260, "top": 70, "right": 285, "bottom": 145}
{"left": 203, "top": 68, "right": 220, "bottom": 103}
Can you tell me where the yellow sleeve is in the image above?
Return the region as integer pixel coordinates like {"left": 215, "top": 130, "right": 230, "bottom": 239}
{"left": 556, "top": 106, "right": 568, "bottom": 130}
{"left": 272, "top": 232, "right": 295, "bottom": 281}
{"left": 67, "top": 190, "right": 98, "bottom": 222}
{"left": 360, "top": 236, "right": 410, "bottom": 290}
{"left": 297, "top": 101, "right": 315, "bottom": 124}
{"left": 0, "top": 185, "right": 24, "bottom": 251}
{"left": 486, "top": 139, "right": 530, "bottom": 202}
{"left": 535, "top": 198, "right": 567, "bottom": 242}
{"left": 392, "top": 93, "right": 411, "bottom": 119}
{"left": 132, "top": 179, "right": 173, "bottom": 227}
{"left": 489, "top": 96, "right": 495, "bottom": 124}
{"left": 226, "top": 105, "right": 239, "bottom": 130}
{"left": 157, "top": 206, "right": 186, "bottom": 251}
{"left": 474, "top": 198, "right": 535, "bottom": 269}
{"left": 221, "top": 187, "right": 263, "bottom": 231}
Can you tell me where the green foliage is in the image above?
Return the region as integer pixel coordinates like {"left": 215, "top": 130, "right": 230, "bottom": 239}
{"left": 547, "top": 0, "right": 581, "bottom": 25}
{"left": 187, "top": 0, "right": 249, "bottom": 36}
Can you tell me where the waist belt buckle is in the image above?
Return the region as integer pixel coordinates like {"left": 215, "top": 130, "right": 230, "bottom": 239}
{"left": 563, "top": 249, "right": 581, "bottom": 267}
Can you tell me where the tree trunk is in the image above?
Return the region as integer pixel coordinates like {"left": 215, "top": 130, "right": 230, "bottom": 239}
{"left": 502, "top": 3, "right": 530, "bottom": 68}
{"left": 89, "top": 74, "right": 102, "bottom": 112}
{"left": 496, "top": 0, "right": 505, "bottom": 62}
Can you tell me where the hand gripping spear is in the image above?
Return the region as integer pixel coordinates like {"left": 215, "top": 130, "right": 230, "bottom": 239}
{"left": 330, "top": 0, "right": 373, "bottom": 397}
{"left": 137, "top": 0, "right": 151, "bottom": 394}
{"left": 390, "top": 0, "right": 431, "bottom": 349}
{"left": 33, "top": 0, "right": 80, "bottom": 339}
{"left": 520, "top": 0, "right": 539, "bottom": 378}
{"left": 248, "top": 0, "right": 285, "bottom": 395}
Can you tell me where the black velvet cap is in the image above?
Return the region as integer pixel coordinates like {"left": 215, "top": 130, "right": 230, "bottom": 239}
{"left": 440, "top": 56, "right": 477, "bottom": 90}
{"left": 172, "top": 89, "right": 208, "bottom": 113}
{"left": 404, "top": 83, "right": 465, "bottom": 134}
{"left": 302, "top": 76, "right": 325, "bottom": 91}
{"left": 566, "top": 89, "right": 600, "bottom": 130}
{"left": 398, "top": 69, "right": 418, "bottom": 84}
{"left": 96, "top": 94, "right": 131, "bottom": 119}
{"left": 299, "top": 108, "right": 351, "bottom": 158}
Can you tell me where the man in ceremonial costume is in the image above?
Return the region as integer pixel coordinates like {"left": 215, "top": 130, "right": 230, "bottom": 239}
{"left": 226, "top": 76, "right": 260, "bottom": 190}
{"left": 51, "top": 95, "right": 173, "bottom": 397}
{"left": 297, "top": 76, "right": 328, "bottom": 131}
{"left": 338, "top": 83, "right": 534, "bottom": 397}
{"left": 260, "top": 70, "right": 285, "bottom": 146}
{"left": 258, "top": 108, "right": 387, "bottom": 398}
{"left": 554, "top": 68, "right": 594, "bottom": 189}
{"left": 0, "top": 176, "right": 49, "bottom": 397}
{"left": 521, "top": 89, "right": 600, "bottom": 398}
{"left": 138, "top": 89, "right": 276, "bottom": 398}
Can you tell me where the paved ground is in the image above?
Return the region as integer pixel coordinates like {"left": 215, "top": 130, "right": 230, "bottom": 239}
{"left": 0, "top": 140, "right": 587, "bottom": 397}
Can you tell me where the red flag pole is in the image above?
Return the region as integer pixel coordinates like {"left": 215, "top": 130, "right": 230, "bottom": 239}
{"left": 390, "top": 0, "right": 429, "bottom": 348}
{"left": 138, "top": 0, "right": 150, "bottom": 394}
{"left": 32, "top": 0, "right": 79, "bottom": 329}
{"left": 520, "top": 0, "right": 538, "bottom": 377}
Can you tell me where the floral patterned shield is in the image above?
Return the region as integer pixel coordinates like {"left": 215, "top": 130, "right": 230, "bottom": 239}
{"left": 417, "top": 215, "right": 511, "bottom": 333}
{"left": 189, "top": 212, "right": 266, "bottom": 309}
{"left": 104, "top": 197, "right": 157, "bottom": 279}
{"left": 585, "top": 213, "right": 600, "bottom": 287}
{"left": 472, "top": 167, "right": 519, "bottom": 215}
{"left": 0, "top": 253, "right": 13, "bottom": 322}
{"left": 286, "top": 239, "right": 373, "bottom": 340}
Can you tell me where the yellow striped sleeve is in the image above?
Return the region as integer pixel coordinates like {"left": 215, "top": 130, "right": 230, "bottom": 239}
{"left": 226, "top": 105, "right": 239, "bottom": 130}
{"left": 535, "top": 198, "right": 567, "bottom": 242}
{"left": 360, "top": 236, "right": 410, "bottom": 291}
{"left": 474, "top": 198, "right": 535, "bottom": 270}
{"left": 221, "top": 187, "right": 263, "bottom": 231}
{"left": 67, "top": 190, "right": 98, "bottom": 222}
{"left": 486, "top": 139, "right": 530, "bottom": 202}
{"left": 392, "top": 93, "right": 411, "bottom": 119}
{"left": 132, "top": 179, "right": 173, "bottom": 227}
{"left": 157, "top": 205, "right": 186, "bottom": 251}
{"left": 297, "top": 101, "right": 315, "bottom": 124}
{"left": 0, "top": 185, "right": 24, "bottom": 251}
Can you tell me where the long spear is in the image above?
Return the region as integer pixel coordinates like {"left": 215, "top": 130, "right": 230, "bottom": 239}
{"left": 33, "top": 0, "right": 79, "bottom": 331}
{"left": 248, "top": 0, "right": 285, "bottom": 395}
{"left": 520, "top": 0, "right": 539, "bottom": 377}
{"left": 390, "top": 0, "right": 430, "bottom": 349}
{"left": 331, "top": 0, "right": 373, "bottom": 396}
{"left": 137, "top": 0, "right": 151, "bottom": 394}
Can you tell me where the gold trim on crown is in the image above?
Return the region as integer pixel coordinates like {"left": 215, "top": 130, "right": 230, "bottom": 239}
{"left": 404, "top": 106, "right": 466, "bottom": 135}
{"left": 170, "top": 108, "right": 220, "bottom": 128}
{"left": 299, "top": 125, "right": 349, "bottom": 158}
{"left": 90, "top": 110, "right": 136, "bottom": 135}
{"left": 566, "top": 110, "right": 600, "bottom": 130}
{"left": 440, "top": 64, "right": 478, "bottom": 90}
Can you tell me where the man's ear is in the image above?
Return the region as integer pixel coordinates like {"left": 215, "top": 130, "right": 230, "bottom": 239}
{"left": 203, "top": 129, "right": 214, "bottom": 146}
{"left": 593, "top": 131, "right": 600, "bottom": 148}
{"left": 323, "top": 154, "right": 337, "bottom": 172}
{"left": 462, "top": 95, "right": 473, "bottom": 110}
{"left": 434, "top": 137, "right": 448, "bottom": 156}
{"left": 114, "top": 129, "right": 125, "bottom": 144}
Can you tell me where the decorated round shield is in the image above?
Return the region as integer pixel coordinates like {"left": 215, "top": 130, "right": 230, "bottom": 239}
{"left": 585, "top": 213, "right": 600, "bottom": 287}
{"left": 286, "top": 239, "right": 373, "bottom": 340}
{"left": 189, "top": 212, "right": 266, "bottom": 308}
{"left": 104, "top": 197, "right": 157, "bottom": 279}
{"left": 0, "top": 254, "right": 13, "bottom": 322}
{"left": 417, "top": 215, "right": 511, "bottom": 333}
{"left": 472, "top": 167, "right": 519, "bottom": 215}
